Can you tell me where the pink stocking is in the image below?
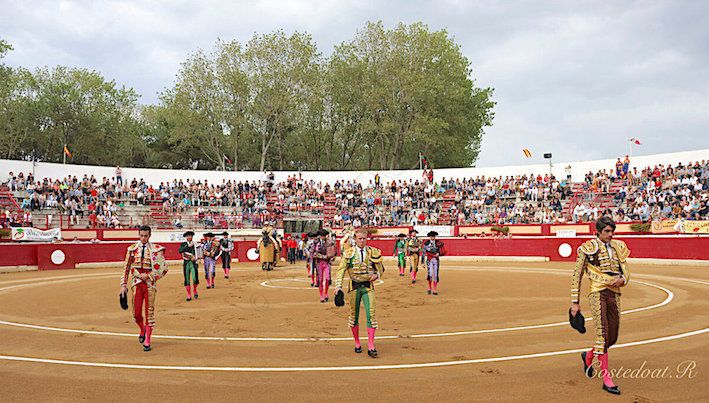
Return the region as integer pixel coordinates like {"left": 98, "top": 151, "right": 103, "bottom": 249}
{"left": 599, "top": 353, "right": 615, "bottom": 387}
{"left": 585, "top": 347, "right": 594, "bottom": 366}
{"left": 144, "top": 326, "right": 153, "bottom": 346}
{"left": 367, "top": 327, "right": 376, "bottom": 351}
{"left": 351, "top": 326, "right": 361, "bottom": 348}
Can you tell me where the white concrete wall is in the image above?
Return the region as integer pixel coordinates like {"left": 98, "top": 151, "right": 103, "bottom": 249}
{"left": 2, "top": 148, "right": 708, "bottom": 186}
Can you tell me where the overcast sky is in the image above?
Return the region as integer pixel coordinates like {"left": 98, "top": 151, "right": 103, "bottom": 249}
{"left": 1, "top": 0, "right": 708, "bottom": 167}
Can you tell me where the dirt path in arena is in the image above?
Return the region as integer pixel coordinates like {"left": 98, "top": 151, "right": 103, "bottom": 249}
{"left": 0, "top": 260, "right": 707, "bottom": 401}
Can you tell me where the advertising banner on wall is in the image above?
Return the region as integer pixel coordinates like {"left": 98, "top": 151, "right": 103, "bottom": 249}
{"left": 11, "top": 227, "right": 62, "bottom": 242}
{"left": 651, "top": 220, "right": 678, "bottom": 234}
{"left": 683, "top": 221, "right": 709, "bottom": 234}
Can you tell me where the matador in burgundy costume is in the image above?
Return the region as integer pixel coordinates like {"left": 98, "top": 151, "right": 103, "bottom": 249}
{"left": 120, "top": 225, "right": 168, "bottom": 352}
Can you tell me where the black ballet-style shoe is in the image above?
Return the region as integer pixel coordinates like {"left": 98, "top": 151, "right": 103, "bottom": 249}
{"left": 143, "top": 344, "right": 151, "bottom": 352}
{"left": 433, "top": 291, "right": 438, "bottom": 295}
{"left": 427, "top": 290, "right": 432, "bottom": 294}
{"left": 225, "top": 276, "right": 229, "bottom": 279}
{"left": 186, "top": 297, "right": 192, "bottom": 302}
{"left": 603, "top": 384, "right": 620, "bottom": 395}
{"left": 412, "top": 280, "right": 416, "bottom": 284}
{"left": 194, "top": 294, "right": 199, "bottom": 299}
{"left": 581, "top": 352, "right": 594, "bottom": 378}
{"left": 139, "top": 335, "right": 145, "bottom": 344}
{"left": 354, "top": 346, "right": 362, "bottom": 354}
{"left": 368, "top": 349, "right": 378, "bottom": 358}
{"left": 325, "top": 297, "right": 329, "bottom": 302}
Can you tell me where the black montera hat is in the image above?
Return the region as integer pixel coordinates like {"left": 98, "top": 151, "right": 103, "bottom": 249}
{"left": 427, "top": 231, "right": 438, "bottom": 237}
{"left": 119, "top": 291, "right": 128, "bottom": 311}
{"left": 569, "top": 309, "right": 586, "bottom": 334}
{"left": 334, "top": 289, "right": 345, "bottom": 307}
{"left": 183, "top": 231, "right": 195, "bottom": 237}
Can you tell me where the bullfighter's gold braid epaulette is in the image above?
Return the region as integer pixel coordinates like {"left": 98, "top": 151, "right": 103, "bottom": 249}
{"left": 368, "top": 246, "right": 383, "bottom": 262}
{"left": 610, "top": 239, "right": 630, "bottom": 262}
{"left": 578, "top": 239, "right": 598, "bottom": 255}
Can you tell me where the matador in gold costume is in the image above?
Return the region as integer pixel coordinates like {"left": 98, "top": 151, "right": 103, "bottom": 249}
{"left": 570, "top": 217, "right": 630, "bottom": 395}
{"left": 334, "top": 228, "right": 385, "bottom": 358}
{"left": 405, "top": 229, "right": 422, "bottom": 284}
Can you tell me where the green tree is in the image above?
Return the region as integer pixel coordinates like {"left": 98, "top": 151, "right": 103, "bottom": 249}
{"left": 162, "top": 50, "right": 230, "bottom": 170}
{"left": 243, "top": 30, "right": 321, "bottom": 171}
{"left": 329, "top": 21, "right": 495, "bottom": 169}
{"left": 29, "top": 66, "right": 142, "bottom": 165}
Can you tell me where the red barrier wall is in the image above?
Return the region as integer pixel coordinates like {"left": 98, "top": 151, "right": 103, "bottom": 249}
{"left": 0, "top": 243, "right": 39, "bottom": 266}
{"left": 1, "top": 236, "right": 707, "bottom": 269}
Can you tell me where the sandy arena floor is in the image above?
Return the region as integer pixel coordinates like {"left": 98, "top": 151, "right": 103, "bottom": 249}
{"left": 0, "top": 259, "right": 707, "bottom": 402}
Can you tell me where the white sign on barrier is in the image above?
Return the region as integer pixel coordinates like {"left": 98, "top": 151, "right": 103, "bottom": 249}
{"left": 556, "top": 229, "right": 577, "bottom": 237}
{"left": 414, "top": 225, "right": 453, "bottom": 237}
{"left": 148, "top": 228, "right": 284, "bottom": 243}
{"left": 11, "top": 227, "right": 62, "bottom": 242}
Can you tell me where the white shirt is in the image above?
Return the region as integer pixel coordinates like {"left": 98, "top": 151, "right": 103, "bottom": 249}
{"left": 355, "top": 245, "right": 367, "bottom": 263}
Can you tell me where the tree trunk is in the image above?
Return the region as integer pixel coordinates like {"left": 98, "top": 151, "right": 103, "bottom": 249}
{"left": 260, "top": 141, "right": 267, "bottom": 172}
{"left": 260, "top": 133, "right": 267, "bottom": 172}
{"left": 233, "top": 128, "right": 239, "bottom": 170}
{"left": 378, "top": 132, "right": 388, "bottom": 170}
{"left": 278, "top": 131, "right": 283, "bottom": 171}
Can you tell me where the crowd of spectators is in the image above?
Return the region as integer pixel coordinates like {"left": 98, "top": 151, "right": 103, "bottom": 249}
{"left": 2, "top": 158, "right": 708, "bottom": 229}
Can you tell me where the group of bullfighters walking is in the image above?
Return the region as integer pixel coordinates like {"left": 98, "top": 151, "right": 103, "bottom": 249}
{"left": 118, "top": 216, "right": 631, "bottom": 395}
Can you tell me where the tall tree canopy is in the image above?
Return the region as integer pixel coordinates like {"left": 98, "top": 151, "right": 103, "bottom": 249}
{"left": 1, "top": 22, "right": 495, "bottom": 170}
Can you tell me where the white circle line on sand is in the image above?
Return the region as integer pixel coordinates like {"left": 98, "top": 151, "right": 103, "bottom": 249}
{"left": 0, "top": 274, "right": 118, "bottom": 293}
{"left": 0, "top": 272, "right": 116, "bottom": 286}
{"left": 260, "top": 278, "right": 384, "bottom": 290}
{"left": 0, "top": 328, "right": 706, "bottom": 372}
{"left": 0, "top": 269, "right": 673, "bottom": 342}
